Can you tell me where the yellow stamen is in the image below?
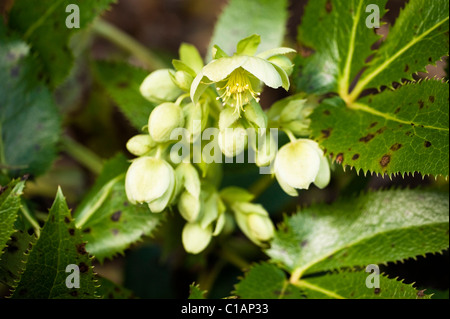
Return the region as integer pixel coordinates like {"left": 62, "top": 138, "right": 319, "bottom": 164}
{"left": 216, "top": 68, "right": 260, "bottom": 115}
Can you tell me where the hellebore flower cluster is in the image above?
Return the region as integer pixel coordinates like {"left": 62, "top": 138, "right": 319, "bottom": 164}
{"left": 124, "top": 35, "right": 331, "bottom": 254}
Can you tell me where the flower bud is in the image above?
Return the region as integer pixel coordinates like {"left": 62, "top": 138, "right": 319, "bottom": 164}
{"left": 178, "top": 191, "right": 201, "bottom": 222}
{"left": 274, "top": 139, "right": 330, "bottom": 196}
{"left": 232, "top": 202, "right": 274, "bottom": 246}
{"left": 182, "top": 222, "right": 212, "bottom": 254}
{"left": 255, "top": 132, "right": 277, "bottom": 167}
{"left": 126, "top": 134, "right": 156, "bottom": 156}
{"left": 125, "top": 156, "right": 175, "bottom": 213}
{"left": 149, "top": 102, "right": 185, "bottom": 143}
{"left": 218, "top": 125, "right": 248, "bottom": 158}
{"left": 170, "top": 70, "right": 193, "bottom": 91}
{"left": 140, "top": 69, "right": 183, "bottom": 103}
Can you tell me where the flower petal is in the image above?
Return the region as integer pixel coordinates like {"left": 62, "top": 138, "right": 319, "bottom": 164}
{"left": 202, "top": 55, "right": 248, "bottom": 82}
{"left": 182, "top": 222, "right": 212, "bottom": 254}
{"left": 241, "top": 56, "right": 282, "bottom": 89}
{"left": 256, "top": 47, "right": 296, "bottom": 60}
{"left": 190, "top": 72, "right": 210, "bottom": 104}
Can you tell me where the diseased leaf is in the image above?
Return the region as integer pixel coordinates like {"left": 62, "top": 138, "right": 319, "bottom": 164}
{"left": 311, "top": 80, "right": 449, "bottom": 177}
{"left": 0, "top": 229, "right": 35, "bottom": 288}
{"left": 8, "top": 0, "right": 116, "bottom": 87}
{"left": 267, "top": 188, "right": 449, "bottom": 277}
{"left": 295, "top": 0, "right": 388, "bottom": 95}
{"left": 11, "top": 188, "right": 99, "bottom": 299}
{"left": 94, "top": 61, "right": 156, "bottom": 130}
{"left": 0, "top": 32, "right": 61, "bottom": 178}
{"left": 350, "top": 0, "right": 449, "bottom": 100}
{"left": 73, "top": 154, "right": 163, "bottom": 262}
{"left": 208, "top": 0, "right": 288, "bottom": 58}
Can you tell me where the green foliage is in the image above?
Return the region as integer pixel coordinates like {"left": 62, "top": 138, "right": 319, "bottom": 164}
{"left": 94, "top": 61, "right": 156, "bottom": 130}
{"left": 8, "top": 0, "right": 116, "bottom": 88}
{"left": 0, "top": 32, "right": 61, "bottom": 178}
{"left": 310, "top": 80, "right": 449, "bottom": 177}
{"left": 296, "top": 0, "right": 388, "bottom": 95}
{"left": 267, "top": 188, "right": 449, "bottom": 276}
{"left": 73, "top": 154, "right": 163, "bottom": 262}
{"left": 0, "top": 179, "right": 26, "bottom": 258}
{"left": 11, "top": 188, "right": 99, "bottom": 299}
{"left": 188, "top": 282, "right": 207, "bottom": 299}
{"left": 234, "top": 262, "right": 429, "bottom": 299}
{"left": 298, "top": 0, "right": 449, "bottom": 179}
{"left": 97, "top": 276, "right": 136, "bottom": 299}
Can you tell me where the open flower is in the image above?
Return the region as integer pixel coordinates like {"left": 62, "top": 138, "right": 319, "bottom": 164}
{"left": 190, "top": 34, "right": 295, "bottom": 115}
{"left": 274, "top": 139, "right": 330, "bottom": 196}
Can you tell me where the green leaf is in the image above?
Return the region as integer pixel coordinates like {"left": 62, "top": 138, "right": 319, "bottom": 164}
{"left": 11, "top": 188, "right": 99, "bottom": 299}
{"left": 8, "top": 0, "right": 116, "bottom": 88}
{"left": 188, "top": 282, "right": 207, "bottom": 299}
{"left": 349, "top": 0, "right": 449, "bottom": 100}
{"left": 311, "top": 80, "right": 449, "bottom": 177}
{"left": 295, "top": 270, "right": 430, "bottom": 299}
{"left": 179, "top": 43, "right": 204, "bottom": 74}
{"left": 0, "top": 229, "right": 35, "bottom": 288}
{"left": 267, "top": 188, "right": 449, "bottom": 277}
{"left": 0, "top": 33, "right": 61, "bottom": 178}
{"left": 234, "top": 263, "right": 303, "bottom": 299}
{"left": 97, "top": 276, "right": 136, "bottom": 299}
{"left": 234, "top": 263, "right": 427, "bottom": 299}
{"left": 94, "top": 61, "right": 156, "bottom": 130}
{"left": 73, "top": 154, "right": 163, "bottom": 262}
{"left": 208, "top": 0, "right": 288, "bottom": 58}
{"left": 0, "top": 179, "right": 25, "bottom": 258}
{"left": 295, "top": 0, "right": 388, "bottom": 95}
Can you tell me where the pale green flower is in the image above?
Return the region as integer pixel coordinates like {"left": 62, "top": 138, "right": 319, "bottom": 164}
{"left": 148, "top": 102, "right": 185, "bottom": 143}
{"left": 140, "top": 69, "right": 183, "bottom": 103}
{"left": 274, "top": 139, "right": 330, "bottom": 196}
{"left": 126, "top": 134, "right": 156, "bottom": 156}
{"left": 232, "top": 202, "right": 275, "bottom": 246}
{"left": 190, "top": 34, "right": 295, "bottom": 115}
{"left": 125, "top": 156, "right": 176, "bottom": 213}
{"left": 182, "top": 222, "right": 212, "bottom": 254}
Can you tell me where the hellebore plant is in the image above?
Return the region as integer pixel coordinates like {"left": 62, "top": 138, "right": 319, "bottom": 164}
{"left": 124, "top": 35, "right": 331, "bottom": 254}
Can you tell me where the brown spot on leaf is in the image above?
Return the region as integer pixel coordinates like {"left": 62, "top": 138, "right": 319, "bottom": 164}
{"left": 418, "top": 100, "right": 424, "bottom": 109}
{"left": 352, "top": 154, "right": 360, "bottom": 160}
{"left": 70, "top": 291, "right": 78, "bottom": 297}
{"left": 78, "top": 262, "right": 89, "bottom": 273}
{"left": 424, "top": 141, "right": 432, "bottom": 148}
{"left": 335, "top": 153, "right": 344, "bottom": 164}
{"left": 369, "top": 122, "right": 378, "bottom": 129}
{"left": 374, "top": 288, "right": 381, "bottom": 294}
{"left": 325, "top": 0, "right": 332, "bottom": 13}
{"left": 321, "top": 129, "right": 332, "bottom": 138}
{"left": 404, "top": 65, "right": 409, "bottom": 72}
{"left": 83, "top": 228, "right": 91, "bottom": 233}
{"left": 117, "top": 81, "right": 128, "bottom": 88}
{"left": 112, "top": 229, "right": 119, "bottom": 236}
{"left": 64, "top": 216, "right": 71, "bottom": 224}
{"left": 300, "top": 240, "right": 308, "bottom": 247}
{"left": 380, "top": 155, "right": 390, "bottom": 167}
{"left": 359, "top": 134, "right": 375, "bottom": 143}
{"left": 417, "top": 289, "right": 426, "bottom": 298}
{"left": 76, "top": 243, "right": 87, "bottom": 255}
{"left": 394, "top": 107, "right": 401, "bottom": 114}
{"left": 375, "top": 126, "right": 387, "bottom": 135}
{"left": 323, "top": 109, "right": 331, "bottom": 115}
{"left": 68, "top": 228, "right": 75, "bottom": 236}
{"left": 429, "top": 96, "right": 435, "bottom": 103}
{"left": 405, "top": 131, "right": 413, "bottom": 137}
{"left": 390, "top": 143, "right": 402, "bottom": 151}
{"left": 111, "top": 211, "right": 122, "bottom": 222}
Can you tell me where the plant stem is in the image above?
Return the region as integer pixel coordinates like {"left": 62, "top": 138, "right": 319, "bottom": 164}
{"left": 248, "top": 174, "right": 274, "bottom": 200}
{"left": 61, "top": 135, "right": 103, "bottom": 175}
{"left": 220, "top": 246, "right": 251, "bottom": 270}
{"left": 92, "top": 19, "right": 167, "bottom": 70}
